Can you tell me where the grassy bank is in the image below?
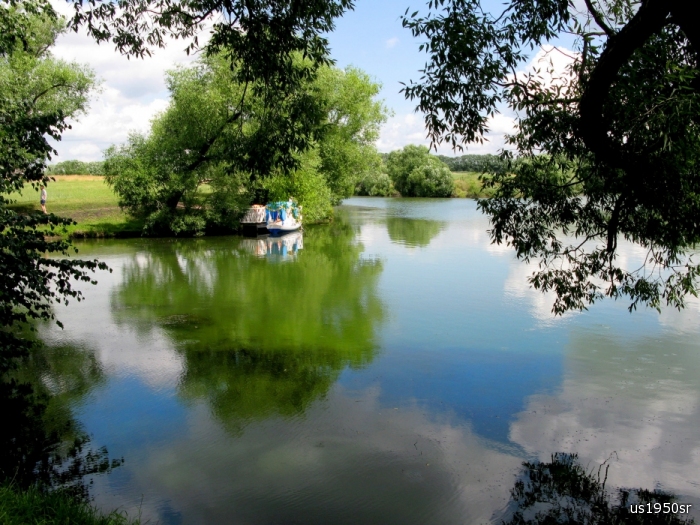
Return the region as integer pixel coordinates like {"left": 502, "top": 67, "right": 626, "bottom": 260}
{"left": 7, "top": 175, "right": 143, "bottom": 238}
{"left": 0, "top": 485, "right": 139, "bottom": 525}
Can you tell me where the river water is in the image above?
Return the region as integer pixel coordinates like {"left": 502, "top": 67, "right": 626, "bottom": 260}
{"left": 38, "top": 198, "right": 700, "bottom": 524}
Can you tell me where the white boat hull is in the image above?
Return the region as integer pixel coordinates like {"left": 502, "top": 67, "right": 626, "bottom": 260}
{"left": 267, "top": 218, "right": 302, "bottom": 235}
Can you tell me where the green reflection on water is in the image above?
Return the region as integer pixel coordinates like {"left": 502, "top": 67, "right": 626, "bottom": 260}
{"left": 1, "top": 338, "right": 117, "bottom": 494}
{"left": 385, "top": 217, "right": 446, "bottom": 247}
{"left": 111, "top": 220, "right": 385, "bottom": 431}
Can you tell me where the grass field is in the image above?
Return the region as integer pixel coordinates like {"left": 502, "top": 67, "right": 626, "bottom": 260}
{"left": 7, "top": 175, "right": 143, "bottom": 238}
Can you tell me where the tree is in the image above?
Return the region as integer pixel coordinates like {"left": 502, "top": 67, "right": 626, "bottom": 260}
{"left": 402, "top": 0, "right": 700, "bottom": 313}
{"left": 314, "top": 65, "right": 388, "bottom": 203}
{"left": 46, "top": 159, "right": 105, "bottom": 175}
{"left": 104, "top": 56, "right": 387, "bottom": 233}
{"left": 355, "top": 171, "right": 394, "bottom": 196}
{"left": 386, "top": 144, "right": 454, "bottom": 197}
{"left": 436, "top": 154, "right": 506, "bottom": 173}
{"left": 0, "top": 0, "right": 105, "bottom": 371}
{"left": 71, "top": 0, "right": 355, "bottom": 186}
{"left": 0, "top": 0, "right": 118, "bottom": 494}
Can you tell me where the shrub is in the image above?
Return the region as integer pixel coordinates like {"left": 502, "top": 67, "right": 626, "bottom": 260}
{"left": 0, "top": 484, "right": 138, "bottom": 525}
{"left": 407, "top": 164, "right": 454, "bottom": 197}
{"left": 355, "top": 171, "right": 393, "bottom": 196}
{"left": 385, "top": 145, "right": 452, "bottom": 197}
{"left": 451, "top": 172, "right": 495, "bottom": 198}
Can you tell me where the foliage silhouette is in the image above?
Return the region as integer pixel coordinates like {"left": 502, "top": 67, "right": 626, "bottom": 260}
{"left": 403, "top": 0, "right": 700, "bottom": 313}
{"left": 503, "top": 453, "right": 695, "bottom": 525}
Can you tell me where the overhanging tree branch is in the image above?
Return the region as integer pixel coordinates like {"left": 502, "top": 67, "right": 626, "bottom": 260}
{"left": 583, "top": 0, "right": 615, "bottom": 38}
{"left": 578, "top": 0, "right": 670, "bottom": 168}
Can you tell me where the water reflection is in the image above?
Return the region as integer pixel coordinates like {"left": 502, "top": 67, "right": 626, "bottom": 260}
{"left": 111, "top": 221, "right": 385, "bottom": 430}
{"left": 25, "top": 198, "right": 700, "bottom": 523}
{"left": 239, "top": 230, "right": 303, "bottom": 260}
{"left": 1, "top": 341, "right": 119, "bottom": 495}
{"left": 511, "top": 328, "right": 700, "bottom": 507}
{"left": 89, "top": 386, "right": 523, "bottom": 525}
{"left": 386, "top": 217, "right": 446, "bottom": 248}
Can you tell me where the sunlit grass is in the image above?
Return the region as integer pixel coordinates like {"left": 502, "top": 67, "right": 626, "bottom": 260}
{"left": 6, "top": 175, "right": 143, "bottom": 237}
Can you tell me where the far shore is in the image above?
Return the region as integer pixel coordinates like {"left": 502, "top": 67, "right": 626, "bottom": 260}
{"left": 9, "top": 173, "right": 488, "bottom": 239}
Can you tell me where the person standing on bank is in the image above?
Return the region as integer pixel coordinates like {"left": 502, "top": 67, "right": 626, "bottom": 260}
{"left": 40, "top": 185, "right": 47, "bottom": 214}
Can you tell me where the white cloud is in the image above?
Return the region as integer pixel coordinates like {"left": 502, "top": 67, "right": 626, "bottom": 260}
{"left": 48, "top": 1, "right": 200, "bottom": 161}
{"left": 385, "top": 37, "right": 399, "bottom": 49}
{"left": 377, "top": 112, "right": 516, "bottom": 155}
{"left": 63, "top": 142, "right": 102, "bottom": 159}
{"left": 511, "top": 44, "right": 579, "bottom": 94}
{"left": 55, "top": 87, "right": 171, "bottom": 160}
{"left": 510, "top": 332, "right": 700, "bottom": 507}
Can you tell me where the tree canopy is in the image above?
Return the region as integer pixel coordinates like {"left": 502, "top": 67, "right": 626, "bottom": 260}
{"left": 70, "top": 0, "right": 355, "bottom": 183}
{"left": 402, "top": 0, "right": 700, "bottom": 313}
{"left": 104, "top": 55, "right": 386, "bottom": 234}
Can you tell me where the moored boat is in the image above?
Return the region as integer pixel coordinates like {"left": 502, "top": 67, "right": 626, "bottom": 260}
{"left": 266, "top": 200, "right": 302, "bottom": 235}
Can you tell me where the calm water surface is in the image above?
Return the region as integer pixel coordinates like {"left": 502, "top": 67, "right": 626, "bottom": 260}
{"left": 39, "top": 198, "right": 700, "bottom": 524}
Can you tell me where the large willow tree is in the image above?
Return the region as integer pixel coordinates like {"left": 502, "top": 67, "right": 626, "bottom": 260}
{"left": 71, "top": 0, "right": 355, "bottom": 183}
{"left": 103, "top": 56, "right": 386, "bottom": 234}
{"left": 2, "top": 0, "right": 356, "bottom": 362}
{"left": 403, "top": 0, "right": 700, "bottom": 313}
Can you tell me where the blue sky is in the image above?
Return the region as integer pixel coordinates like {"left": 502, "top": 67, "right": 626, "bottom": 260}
{"left": 329, "top": 0, "right": 421, "bottom": 115}
{"left": 328, "top": 0, "right": 513, "bottom": 115}
{"left": 49, "top": 0, "right": 568, "bottom": 161}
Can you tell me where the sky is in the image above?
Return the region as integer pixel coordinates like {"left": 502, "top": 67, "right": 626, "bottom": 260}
{"left": 48, "top": 0, "right": 574, "bottom": 162}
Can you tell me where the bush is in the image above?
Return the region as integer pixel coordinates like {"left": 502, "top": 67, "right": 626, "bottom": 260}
{"left": 407, "top": 164, "right": 454, "bottom": 197}
{"left": 355, "top": 171, "right": 393, "bottom": 196}
{"left": 451, "top": 172, "right": 495, "bottom": 198}
{"left": 385, "top": 145, "right": 452, "bottom": 197}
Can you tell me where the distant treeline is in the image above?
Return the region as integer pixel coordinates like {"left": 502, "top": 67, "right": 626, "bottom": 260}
{"left": 46, "top": 160, "right": 105, "bottom": 175}
{"left": 380, "top": 152, "right": 507, "bottom": 173}
{"left": 50, "top": 155, "right": 504, "bottom": 177}
{"left": 435, "top": 154, "right": 506, "bottom": 172}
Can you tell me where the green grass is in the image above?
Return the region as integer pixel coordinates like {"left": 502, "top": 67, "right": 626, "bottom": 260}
{"left": 451, "top": 171, "right": 496, "bottom": 198}
{"left": 0, "top": 485, "right": 139, "bottom": 525}
{"left": 7, "top": 176, "right": 144, "bottom": 238}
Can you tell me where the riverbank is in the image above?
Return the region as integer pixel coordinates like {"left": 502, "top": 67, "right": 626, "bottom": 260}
{"left": 0, "top": 485, "right": 139, "bottom": 525}
{"left": 7, "top": 175, "right": 144, "bottom": 238}
{"left": 8, "top": 173, "right": 491, "bottom": 239}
